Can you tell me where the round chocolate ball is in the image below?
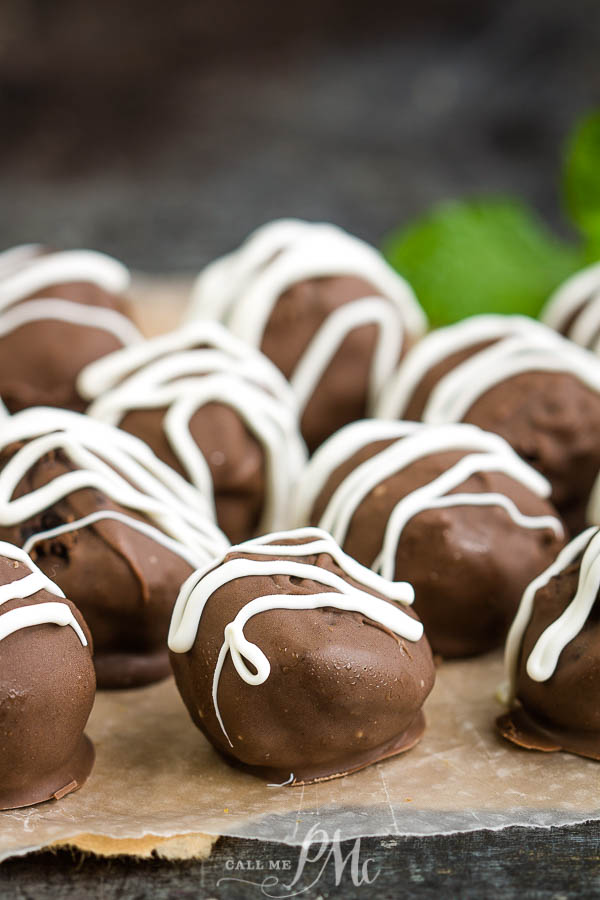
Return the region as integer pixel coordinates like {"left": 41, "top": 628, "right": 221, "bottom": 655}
{"left": 168, "top": 528, "right": 434, "bottom": 784}
{"left": 0, "top": 247, "right": 141, "bottom": 412}
{"left": 80, "top": 321, "right": 307, "bottom": 544}
{"left": 377, "top": 315, "right": 600, "bottom": 535}
{"left": 498, "top": 526, "right": 600, "bottom": 760}
{"left": 295, "top": 420, "right": 566, "bottom": 658}
{"left": 0, "top": 408, "right": 228, "bottom": 689}
{"left": 187, "top": 219, "right": 426, "bottom": 452}
{"left": 0, "top": 543, "right": 95, "bottom": 809}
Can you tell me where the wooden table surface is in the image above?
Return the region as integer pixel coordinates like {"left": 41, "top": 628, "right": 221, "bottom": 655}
{"left": 1, "top": 824, "right": 599, "bottom": 898}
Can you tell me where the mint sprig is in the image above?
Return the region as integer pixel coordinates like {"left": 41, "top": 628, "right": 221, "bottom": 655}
{"left": 383, "top": 198, "right": 582, "bottom": 328}
{"left": 383, "top": 110, "right": 600, "bottom": 327}
{"left": 564, "top": 110, "right": 600, "bottom": 262}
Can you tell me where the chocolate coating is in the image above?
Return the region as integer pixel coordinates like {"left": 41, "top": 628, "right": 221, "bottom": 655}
{"left": 0, "top": 559, "right": 96, "bottom": 810}
{"left": 310, "top": 440, "right": 565, "bottom": 658}
{"left": 170, "top": 538, "right": 435, "bottom": 784}
{"left": 115, "top": 403, "right": 266, "bottom": 545}
{"left": 462, "top": 371, "right": 600, "bottom": 536}
{"left": 497, "top": 549, "right": 600, "bottom": 760}
{"left": 0, "top": 278, "right": 135, "bottom": 413}
{"left": 399, "top": 335, "right": 600, "bottom": 536}
{"left": 261, "top": 276, "right": 384, "bottom": 452}
{"left": 0, "top": 444, "right": 193, "bottom": 689}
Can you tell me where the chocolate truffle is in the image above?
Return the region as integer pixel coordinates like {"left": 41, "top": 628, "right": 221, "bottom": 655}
{"left": 541, "top": 261, "right": 600, "bottom": 350}
{"left": 0, "top": 247, "right": 142, "bottom": 413}
{"left": 376, "top": 314, "right": 600, "bottom": 535}
{"left": 186, "top": 219, "right": 427, "bottom": 451}
{"left": 78, "top": 321, "right": 307, "bottom": 544}
{"left": 497, "top": 526, "right": 600, "bottom": 760}
{"left": 168, "top": 527, "right": 434, "bottom": 784}
{"left": 294, "top": 420, "right": 565, "bottom": 658}
{"left": 0, "top": 541, "right": 95, "bottom": 809}
{"left": 0, "top": 408, "right": 228, "bottom": 689}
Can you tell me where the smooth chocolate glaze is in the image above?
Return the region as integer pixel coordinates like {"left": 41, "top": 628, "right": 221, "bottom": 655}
{"left": 169, "top": 534, "right": 435, "bottom": 784}
{"left": 0, "top": 555, "right": 96, "bottom": 810}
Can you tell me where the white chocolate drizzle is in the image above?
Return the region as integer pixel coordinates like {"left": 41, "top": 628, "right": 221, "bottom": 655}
{"left": 376, "top": 315, "right": 600, "bottom": 429}
{"left": 502, "top": 526, "right": 600, "bottom": 704}
{"left": 79, "top": 321, "right": 307, "bottom": 534}
{"left": 0, "top": 540, "right": 87, "bottom": 646}
{"left": 0, "top": 244, "right": 42, "bottom": 280}
{"left": 294, "top": 421, "right": 563, "bottom": 581}
{"left": 0, "top": 298, "right": 142, "bottom": 345}
{"left": 168, "top": 527, "right": 421, "bottom": 746}
{"left": 0, "top": 407, "right": 228, "bottom": 568}
{"left": 187, "top": 219, "right": 426, "bottom": 417}
{"left": 0, "top": 249, "right": 130, "bottom": 311}
{"left": 376, "top": 314, "right": 559, "bottom": 419}
{"left": 541, "top": 262, "right": 600, "bottom": 350}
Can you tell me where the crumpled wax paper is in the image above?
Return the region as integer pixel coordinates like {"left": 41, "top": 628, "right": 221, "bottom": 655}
{"left": 2, "top": 653, "right": 599, "bottom": 861}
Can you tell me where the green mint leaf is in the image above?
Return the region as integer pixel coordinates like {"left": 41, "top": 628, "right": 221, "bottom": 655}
{"left": 382, "top": 198, "right": 582, "bottom": 327}
{"left": 564, "top": 110, "right": 600, "bottom": 260}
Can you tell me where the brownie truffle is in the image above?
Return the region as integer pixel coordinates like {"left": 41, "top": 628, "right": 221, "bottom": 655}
{"left": 0, "top": 408, "right": 228, "bottom": 689}
{"left": 186, "top": 219, "right": 427, "bottom": 451}
{"left": 169, "top": 527, "right": 434, "bottom": 784}
{"left": 377, "top": 314, "right": 600, "bottom": 535}
{"left": 294, "top": 420, "right": 565, "bottom": 658}
{"left": 498, "top": 526, "right": 600, "bottom": 760}
{"left": 0, "top": 246, "right": 142, "bottom": 412}
{"left": 0, "top": 541, "right": 95, "bottom": 809}
{"left": 541, "top": 261, "right": 600, "bottom": 350}
{"left": 79, "top": 321, "right": 307, "bottom": 544}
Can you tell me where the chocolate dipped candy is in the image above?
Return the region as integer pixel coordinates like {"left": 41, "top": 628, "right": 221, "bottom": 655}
{"left": 0, "top": 246, "right": 142, "bottom": 413}
{"left": 187, "top": 219, "right": 426, "bottom": 451}
{"left": 78, "top": 321, "right": 307, "bottom": 544}
{"left": 541, "top": 261, "right": 600, "bottom": 350}
{"left": 497, "top": 526, "right": 600, "bottom": 760}
{"left": 0, "top": 408, "right": 228, "bottom": 689}
{"left": 294, "top": 421, "right": 565, "bottom": 658}
{"left": 168, "top": 527, "right": 434, "bottom": 784}
{"left": 0, "top": 541, "right": 95, "bottom": 809}
{"left": 377, "top": 314, "right": 600, "bottom": 535}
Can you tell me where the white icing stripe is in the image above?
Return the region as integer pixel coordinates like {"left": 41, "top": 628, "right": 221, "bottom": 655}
{"left": 187, "top": 220, "right": 425, "bottom": 420}
{"left": 569, "top": 291, "right": 600, "bottom": 348}
{"left": 294, "top": 421, "right": 562, "bottom": 582}
{"left": 0, "top": 408, "right": 228, "bottom": 566}
{"left": 0, "top": 250, "right": 130, "bottom": 310}
{"left": 0, "top": 541, "right": 65, "bottom": 603}
{"left": 0, "top": 244, "right": 42, "bottom": 280}
{"left": 502, "top": 527, "right": 599, "bottom": 703}
{"left": 0, "top": 602, "right": 87, "bottom": 646}
{"left": 78, "top": 320, "right": 295, "bottom": 408}
{"left": 0, "top": 298, "right": 143, "bottom": 345}
{"left": 82, "top": 323, "right": 307, "bottom": 536}
{"left": 541, "top": 262, "right": 600, "bottom": 334}
{"left": 292, "top": 420, "right": 420, "bottom": 527}
{"left": 168, "top": 527, "right": 420, "bottom": 747}
{"left": 421, "top": 334, "right": 600, "bottom": 425}
{"left": 316, "top": 427, "right": 554, "bottom": 545}
{"left": 375, "top": 315, "right": 554, "bottom": 419}
{"left": 188, "top": 219, "right": 327, "bottom": 323}
{"left": 0, "top": 540, "right": 88, "bottom": 646}
{"left": 290, "top": 297, "right": 403, "bottom": 411}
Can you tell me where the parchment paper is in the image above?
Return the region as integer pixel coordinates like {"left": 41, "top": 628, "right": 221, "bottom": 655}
{"left": 1, "top": 653, "right": 599, "bottom": 861}
{"left": 1, "top": 280, "right": 599, "bottom": 861}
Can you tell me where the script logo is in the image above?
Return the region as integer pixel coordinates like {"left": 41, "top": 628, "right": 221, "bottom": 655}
{"left": 217, "top": 823, "right": 380, "bottom": 897}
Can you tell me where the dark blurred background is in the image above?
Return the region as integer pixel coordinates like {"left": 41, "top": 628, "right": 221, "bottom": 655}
{"left": 0, "top": 0, "right": 599, "bottom": 271}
